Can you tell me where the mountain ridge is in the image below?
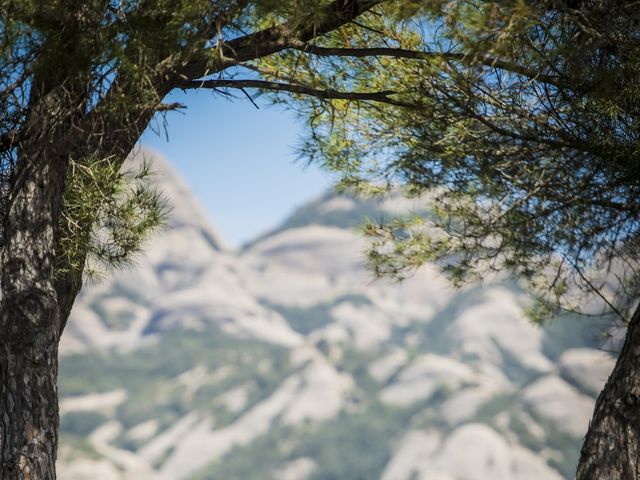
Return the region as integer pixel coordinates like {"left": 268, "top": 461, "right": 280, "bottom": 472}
{"left": 58, "top": 150, "right": 615, "bottom": 480}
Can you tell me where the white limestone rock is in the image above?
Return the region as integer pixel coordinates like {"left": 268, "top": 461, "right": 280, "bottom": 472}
{"left": 382, "top": 425, "right": 563, "bottom": 480}
{"left": 449, "top": 285, "right": 554, "bottom": 373}
{"left": 60, "top": 389, "right": 127, "bottom": 416}
{"left": 380, "top": 354, "right": 474, "bottom": 407}
{"left": 381, "top": 430, "right": 445, "bottom": 480}
{"left": 368, "top": 349, "right": 408, "bottom": 384}
{"left": 442, "top": 384, "right": 512, "bottom": 425}
{"left": 559, "top": 348, "right": 615, "bottom": 396}
{"left": 521, "top": 375, "right": 595, "bottom": 437}
{"left": 57, "top": 460, "right": 123, "bottom": 480}
{"left": 270, "top": 457, "right": 317, "bottom": 480}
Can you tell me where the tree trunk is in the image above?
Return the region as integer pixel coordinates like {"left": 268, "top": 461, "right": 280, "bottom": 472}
{"left": 0, "top": 295, "right": 61, "bottom": 479}
{"left": 576, "top": 303, "right": 640, "bottom": 479}
{"left": 0, "top": 112, "right": 69, "bottom": 477}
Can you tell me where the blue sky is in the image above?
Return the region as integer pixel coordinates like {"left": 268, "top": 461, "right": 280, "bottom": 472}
{"left": 140, "top": 89, "right": 335, "bottom": 247}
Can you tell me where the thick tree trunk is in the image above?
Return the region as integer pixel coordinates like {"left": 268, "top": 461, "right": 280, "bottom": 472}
{"left": 0, "top": 116, "right": 69, "bottom": 477}
{"left": 576, "top": 303, "right": 640, "bottom": 479}
{"left": 0, "top": 295, "right": 61, "bottom": 479}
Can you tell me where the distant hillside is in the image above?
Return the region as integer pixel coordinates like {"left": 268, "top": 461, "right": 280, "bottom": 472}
{"left": 242, "top": 190, "right": 433, "bottom": 250}
{"left": 58, "top": 150, "right": 615, "bottom": 480}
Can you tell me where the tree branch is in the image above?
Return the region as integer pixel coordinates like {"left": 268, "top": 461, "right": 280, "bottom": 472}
{"left": 565, "top": 254, "right": 628, "bottom": 322}
{"left": 83, "top": 1, "right": 386, "bottom": 167}
{"left": 0, "top": 130, "right": 19, "bottom": 153}
{"left": 179, "top": 0, "right": 384, "bottom": 81}
{"left": 288, "top": 42, "right": 565, "bottom": 88}
{"left": 177, "top": 78, "right": 414, "bottom": 107}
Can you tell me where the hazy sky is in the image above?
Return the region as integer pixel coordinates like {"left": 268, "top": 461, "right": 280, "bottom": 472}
{"left": 140, "top": 89, "right": 335, "bottom": 247}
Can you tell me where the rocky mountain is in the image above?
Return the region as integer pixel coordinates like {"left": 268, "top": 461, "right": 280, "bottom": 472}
{"left": 57, "top": 151, "right": 616, "bottom": 480}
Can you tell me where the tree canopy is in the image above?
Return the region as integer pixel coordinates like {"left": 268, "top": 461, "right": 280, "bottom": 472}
{"left": 7, "top": 0, "right": 637, "bottom": 316}
{"left": 259, "top": 0, "right": 640, "bottom": 322}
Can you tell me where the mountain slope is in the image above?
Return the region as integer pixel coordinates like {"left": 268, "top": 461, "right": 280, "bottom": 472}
{"left": 58, "top": 151, "right": 615, "bottom": 480}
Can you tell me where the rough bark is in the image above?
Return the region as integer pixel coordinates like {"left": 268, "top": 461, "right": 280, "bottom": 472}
{"left": 0, "top": 147, "right": 68, "bottom": 478}
{"left": 576, "top": 303, "right": 640, "bottom": 479}
{"left": 0, "top": 50, "right": 76, "bottom": 475}
{"left": 0, "top": 293, "right": 61, "bottom": 480}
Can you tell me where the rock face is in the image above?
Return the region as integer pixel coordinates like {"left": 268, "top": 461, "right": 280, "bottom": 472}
{"left": 57, "top": 151, "right": 616, "bottom": 480}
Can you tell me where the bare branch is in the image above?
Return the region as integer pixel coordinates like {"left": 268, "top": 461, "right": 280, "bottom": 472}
{"left": 176, "top": 78, "right": 414, "bottom": 107}
{"left": 566, "top": 254, "right": 628, "bottom": 322}
{"left": 154, "top": 102, "right": 187, "bottom": 112}
{"left": 0, "top": 130, "right": 19, "bottom": 153}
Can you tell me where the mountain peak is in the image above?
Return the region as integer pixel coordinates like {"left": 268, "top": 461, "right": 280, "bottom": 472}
{"left": 124, "top": 147, "right": 227, "bottom": 252}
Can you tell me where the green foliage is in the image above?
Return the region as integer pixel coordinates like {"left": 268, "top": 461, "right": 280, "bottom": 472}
{"left": 6, "top": 0, "right": 636, "bottom": 314}
{"left": 60, "top": 411, "right": 108, "bottom": 436}
{"left": 527, "top": 409, "right": 582, "bottom": 479}
{"left": 3, "top": 0, "right": 352, "bottom": 279}
{"left": 14, "top": 0, "right": 631, "bottom": 316}
{"left": 541, "top": 313, "right": 615, "bottom": 362}
{"left": 58, "top": 157, "right": 169, "bottom": 278}
{"left": 59, "top": 282, "right": 607, "bottom": 478}
{"left": 257, "top": 1, "right": 640, "bottom": 319}
{"left": 337, "top": 346, "right": 380, "bottom": 396}
{"left": 96, "top": 306, "right": 136, "bottom": 330}
{"left": 472, "top": 391, "right": 584, "bottom": 479}
{"left": 195, "top": 403, "right": 410, "bottom": 480}
{"left": 363, "top": 215, "right": 446, "bottom": 281}
{"left": 264, "top": 294, "right": 372, "bottom": 335}
{"left": 59, "top": 325, "right": 292, "bottom": 432}
{"left": 474, "top": 393, "right": 517, "bottom": 424}
{"left": 296, "top": 408, "right": 403, "bottom": 480}
{"left": 265, "top": 301, "right": 333, "bottom": 335}
{"left": 58, "top": 435, "right": 103, "bottom": 462}
{"left": 9, "top": 2, "right": 627, "bottom": 478}
{"left": 191, "top": 426, "right": 295, "bottom": 480}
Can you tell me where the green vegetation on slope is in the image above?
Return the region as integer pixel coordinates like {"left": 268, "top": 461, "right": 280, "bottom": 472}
{"left": 59, "top": 325, "right": 293, "bottom": 445}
